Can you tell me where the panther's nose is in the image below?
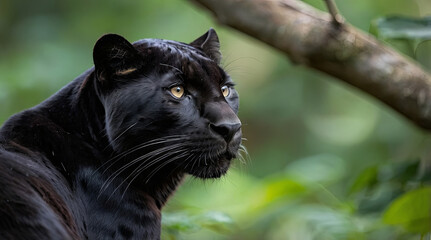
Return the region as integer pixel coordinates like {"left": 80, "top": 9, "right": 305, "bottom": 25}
{"left": 210, "top": 121, "right": 241, "bottom": 143}
{"left": 204, "top": 101, "right": 241, "bottom": 143}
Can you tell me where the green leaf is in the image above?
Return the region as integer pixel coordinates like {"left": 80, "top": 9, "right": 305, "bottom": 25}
{"left": 287, "top": 205, "right": 362, "bottom": 240}
{"left": 379, "top": 160, "right": 420, "bottom": 184}
{"left": 372, "top": 16, "right": 431, "bottom": 40}
{"left": 162, "top": 211, "right": 235, "bottom": 236}
{"left": 285, "top": 154, "right": 346, "bottom": 185}
{"left": 196, "top": 211, "right": 234, "bottom": 234}
{"left": 259, "top": 177, "right": 306, "bottom": 204}
{"left": 349, "top": 166, "right": 378, "bottom": 194}
{"left": 383, "top": 186, "right": 431, "bottom": 234}
{"left": 162, "top": 212, "right": 200, "bottom": 233}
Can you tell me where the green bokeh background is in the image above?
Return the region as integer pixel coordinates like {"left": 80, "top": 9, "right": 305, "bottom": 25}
{"left": 1, "top": 0, "right": 431, "bottom": 239}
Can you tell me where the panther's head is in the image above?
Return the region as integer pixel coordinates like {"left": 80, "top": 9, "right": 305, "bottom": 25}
{"left": 92, "top": 29, "right": 241, "bottom": 179}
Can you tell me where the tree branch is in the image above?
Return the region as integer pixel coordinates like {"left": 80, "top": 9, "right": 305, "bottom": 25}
{"left": 189, "top": 0, "right": 431, "bottom": 131}
{"left": 323, "top": 0, "right": 344, "bottom": 25}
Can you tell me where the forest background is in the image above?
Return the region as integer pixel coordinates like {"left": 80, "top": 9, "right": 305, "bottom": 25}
{"left": 1, "top": 0, "right": 431, "bottom": 239}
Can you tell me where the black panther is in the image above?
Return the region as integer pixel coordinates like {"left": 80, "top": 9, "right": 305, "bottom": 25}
{"left": 0, "top": 28, "right": 242, "bottom": 239}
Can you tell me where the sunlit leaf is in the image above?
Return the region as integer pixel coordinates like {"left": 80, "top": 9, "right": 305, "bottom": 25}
{"left": 262, "top": 177, "right": 306, "bottom": 203}
{"left": 285, "top": 154, "right": 346, "bottom": 185}
{"left": 162, "top": 211, "right": 235, "bottom": 236}
{"left": 280, "top": 205, "right": 362, "bottom": 240}
{"left": 372, "top": 16, "right": 431, "bottom": 40}
{"left": 383, "top": 187, "right": 431, "bottom": 234}
{"left": 162, "top": 212, "right": 200, "bottom": 233}
{"left": 197, "top": 211, "right": 234, "bottom": 233}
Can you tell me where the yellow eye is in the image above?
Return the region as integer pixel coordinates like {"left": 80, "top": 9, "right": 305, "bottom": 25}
{"left": 170, "top": 86, "right": 185, "bottom": 98}
{"left": 221, "top": 85, "right": 230, "bottom": 97}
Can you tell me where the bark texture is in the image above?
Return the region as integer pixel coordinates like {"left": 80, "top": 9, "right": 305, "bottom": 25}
{"left": 190, "top": 0, "right": 431, "bottom": 130}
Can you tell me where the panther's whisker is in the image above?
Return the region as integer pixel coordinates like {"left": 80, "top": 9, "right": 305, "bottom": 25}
{"left": 204, "top": 154, "right": 207, "bottom": 166}
{"left": 159, "top": 63, "right": 183, "bottom": 75}
{"left": 238, "top": 145, "right": 250, "bottom": 164}
{"left": 108, "top": 135, "right": 187, "bottom": 163}
{"left": 95, "top": 135, "right": 187, "bottom": 177}
{"left": 118, "top": 150, "right": 189, "bottom": 200}
{"left": 100, "top": 142, "right": 189, "bottom": 191}
{"left": 237, "top": 152, "right": 246, "bottom": 165}
{"left": 99, "top": 145, "right": 184, "bottom": 193}
{"left": 171, "top": 153, "right": 193, "bottom": 176}
{"left": 144, "top": 151, "right": 189, "bottom": 184}
{"left": 99, "top": 143, "right": 186, "bottom": 195}
{"left": 183, "top": 152, "right": 196, "bottom": 171}
{"left": 126, "top": 145, "right": 187, "bottom": 179}
{"left": 102, "top": 140, "right": 179, "bottom": 177}
{"left": 190, "top": 151, "right": 204, "bottom": 174}
{"left": 103, "top": 121, "right": 138, "bottom": 151}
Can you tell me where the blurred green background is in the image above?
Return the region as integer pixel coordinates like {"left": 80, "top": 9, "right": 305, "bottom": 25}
{"left": 1, "top": 0, "right": 431, "bottom": 239}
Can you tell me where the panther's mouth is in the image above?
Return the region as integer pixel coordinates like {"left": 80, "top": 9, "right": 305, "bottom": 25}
{"left": 183, "top": 131, "right": 242, "bottom": 179}
{"left": 186, "top": 150, "right": 236, "bottom": 179}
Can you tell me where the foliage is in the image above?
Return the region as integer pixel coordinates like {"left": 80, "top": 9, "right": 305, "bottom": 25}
{"left": 1, "top": 0, "right": 431, "bottom": 239}
{"left": 383, "top": 187, "right": 431, "bottom": 234}
{"left": 372, "top": 16, "right": 431, "bottom": 40}
{"left": 371, "top": 15, "right": 431, "bottom": 68}
{"left": 171, "top": 155, "right": 430, "bottom": 239}
{"left": 162, "top": 211, "right": 234, "bottom": 240}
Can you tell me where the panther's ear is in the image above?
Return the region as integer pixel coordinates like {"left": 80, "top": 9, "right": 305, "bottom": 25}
{"left": 93, "top": 34, "right": 143, "bottom": 82}
{"left": 190, "top": 28, "right": 221, "bottom": 64}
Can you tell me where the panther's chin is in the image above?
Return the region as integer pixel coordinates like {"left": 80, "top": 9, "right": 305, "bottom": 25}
{"left": 187, "top": 154, "right": 233, "bottom": 179}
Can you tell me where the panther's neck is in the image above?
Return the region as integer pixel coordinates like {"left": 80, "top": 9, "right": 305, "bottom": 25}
{"left": 78, "top": 167, "right": 184, "bottom": 239}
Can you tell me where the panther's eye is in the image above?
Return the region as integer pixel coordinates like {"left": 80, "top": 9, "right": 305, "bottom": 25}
{"left": 221, "top": 85, "right": 230, "bottom": 97}
{"left": 170, "top": 85, "right": 185, "bottom": 98}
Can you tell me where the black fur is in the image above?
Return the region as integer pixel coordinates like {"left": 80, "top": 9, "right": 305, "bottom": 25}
{"left": 0, "top": 29, "right": 241, "bottom": 239}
